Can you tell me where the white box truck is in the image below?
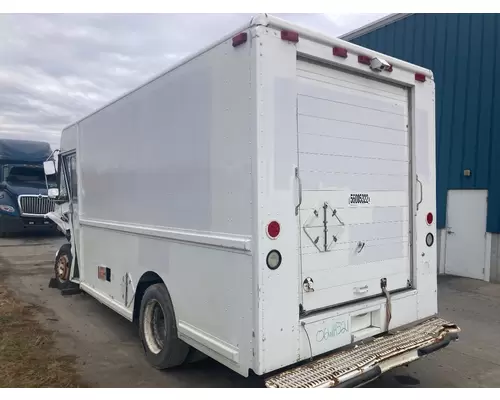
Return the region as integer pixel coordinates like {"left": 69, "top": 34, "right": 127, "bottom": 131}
{"left": 44, "top": 14, "right": 460, "bottom": 388}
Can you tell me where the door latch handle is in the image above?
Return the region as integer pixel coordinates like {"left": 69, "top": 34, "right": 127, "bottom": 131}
{"left": 447, "top": 229, "right": 455, "bottom": 235}
{"left": 303, "top": 277, "right": 314, "bottom": 292}
{"left": 295, "top": 167, "right": 302, "bottom": 216}
{"left": 354, "top": 285, "right": 369, "bottom": 294}
{"left": 416, "top": 174, "right": 423, "bottom": 211}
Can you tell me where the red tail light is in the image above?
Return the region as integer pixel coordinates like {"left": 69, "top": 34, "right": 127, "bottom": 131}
{"left": 426, "top": 212, "right": 434, "bottom": 225}
{"left": 267, "top": 221, "right": 281, "bottom": 239}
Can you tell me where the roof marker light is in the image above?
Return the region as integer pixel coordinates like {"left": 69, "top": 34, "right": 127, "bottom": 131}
{"left": 415, "top": 73, "right": 426, "bottom": 82}
{"left": 358, "top": 55, "right": 371, "bottom": 65}
{"left": 333, "top": 47, "right": 348, "bottom": 58}
{"left": 232, "top": 32, "right": 247, "bottom": 47}
{"left": 281, "top": 30, "right": 299, "bottom": 43}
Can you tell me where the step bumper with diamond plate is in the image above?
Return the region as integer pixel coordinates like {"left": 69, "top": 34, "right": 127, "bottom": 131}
{"left": 265, "top": 317, "right": 460, "bottom": 388}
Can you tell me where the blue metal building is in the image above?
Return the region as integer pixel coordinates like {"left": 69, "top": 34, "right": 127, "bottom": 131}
{"left": 341, "top": 13, "right": 500, "bottom": 233}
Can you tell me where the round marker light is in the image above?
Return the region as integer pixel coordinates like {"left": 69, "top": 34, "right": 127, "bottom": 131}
{"left": 267, "top": 221, "right": 281, "bottom": 239}
{"left": 266, "top": 250, "right": 282, "bottom": 270}
{"left": 426, "top": 233, "right": 434, "bottom": 247}
{"left": 426, "top": 212, "right": 434, "bottom": 225}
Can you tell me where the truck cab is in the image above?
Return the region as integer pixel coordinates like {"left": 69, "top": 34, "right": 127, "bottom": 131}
{"left": 0, "top": 139, "right": 58, "bottom": 236}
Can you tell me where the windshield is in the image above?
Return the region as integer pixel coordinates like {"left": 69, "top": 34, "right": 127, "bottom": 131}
{"left": 3, "top": 164, "right": 57, "bottom": 187}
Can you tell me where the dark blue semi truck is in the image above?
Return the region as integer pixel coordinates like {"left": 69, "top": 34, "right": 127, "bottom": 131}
{"left": 0, "top": 138, "right": 58, "bottom": 236}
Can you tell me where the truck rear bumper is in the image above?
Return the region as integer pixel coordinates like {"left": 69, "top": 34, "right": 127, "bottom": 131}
{"left": 0, "top": 214, "right": 57, "bottom": 234}
{"left": 265, "top": 317, "right": 460, "bottom": 388}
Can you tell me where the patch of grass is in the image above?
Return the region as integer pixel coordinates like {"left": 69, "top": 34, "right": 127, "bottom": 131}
{"left": 0, "top": 284, "right": 86, "bottom": 387}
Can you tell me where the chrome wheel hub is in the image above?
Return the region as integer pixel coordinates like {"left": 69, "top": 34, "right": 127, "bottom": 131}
{"left": 144, "top": 299, "right": 167, "bottom": 355}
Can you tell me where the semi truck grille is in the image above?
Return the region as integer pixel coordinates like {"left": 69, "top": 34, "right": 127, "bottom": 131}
{"left": 18, "top": 195, "right": 55, "bottom": 216}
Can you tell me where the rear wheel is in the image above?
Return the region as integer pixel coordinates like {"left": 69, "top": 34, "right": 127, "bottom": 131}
{"left": 139, "top": 283, "right": 189, "bottom": 369}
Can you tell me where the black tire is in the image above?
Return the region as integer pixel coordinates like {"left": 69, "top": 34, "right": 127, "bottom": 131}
{"left": 54, "top": 243, "right": 73, "bottom": 290}
{"left": 139, "top": 283, "right": 189, "bottom": 369}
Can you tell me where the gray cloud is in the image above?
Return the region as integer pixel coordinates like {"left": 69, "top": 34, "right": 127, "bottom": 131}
{"left": 0, "top": 13, "right": 386, "bottom": 148}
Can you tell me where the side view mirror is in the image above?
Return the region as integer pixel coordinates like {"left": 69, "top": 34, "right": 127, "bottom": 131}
{"left": 48, "top": 188, "right": 59, "bottom": 199}
{"left": 43, "top": 160, "right": 56, "bottom": 176}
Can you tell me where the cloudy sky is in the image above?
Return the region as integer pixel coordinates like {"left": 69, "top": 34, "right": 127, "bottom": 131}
{"left": 0, "top": 13, "right": 387, "bottom": 148}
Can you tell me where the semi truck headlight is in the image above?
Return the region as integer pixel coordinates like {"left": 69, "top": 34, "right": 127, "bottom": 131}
{"left": 0, "top": 205, "right": 15, "bottom": 213}
{"left": 266, "top": 250, "right": 282, "bottom": 270}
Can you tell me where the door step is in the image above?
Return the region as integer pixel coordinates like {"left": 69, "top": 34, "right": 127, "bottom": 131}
{"left": 265, "top": 317, "right": 460, "bottom": 388}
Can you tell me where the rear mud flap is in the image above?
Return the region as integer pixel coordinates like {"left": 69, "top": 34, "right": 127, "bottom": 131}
{"left": 265, "top": 317, "right": 460, "bottom": 388}
{"left": 48, "top": 277, "right": 81, "bottom": 296}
